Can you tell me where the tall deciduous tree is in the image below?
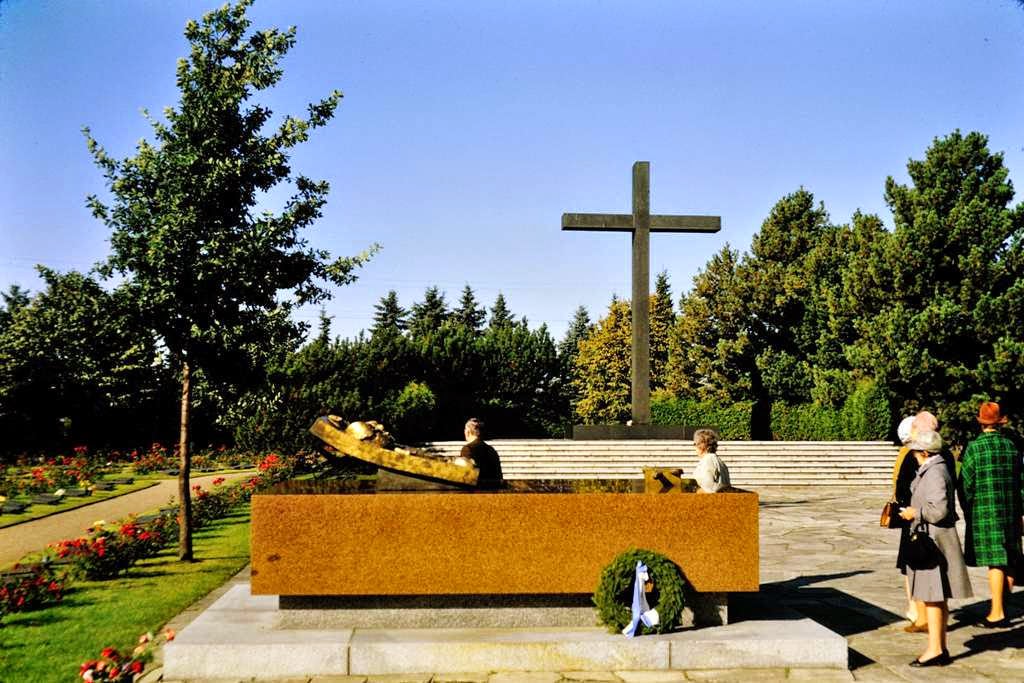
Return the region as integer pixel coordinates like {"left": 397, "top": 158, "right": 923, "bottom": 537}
{"left": 0, "top": 269, "right": 167, "bottom": 453}
{"left": 84, "top": 0, "right": 372, "bottom": 559}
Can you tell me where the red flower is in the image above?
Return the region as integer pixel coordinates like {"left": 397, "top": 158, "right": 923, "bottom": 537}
{"left": 213, "top": 477, "right": 225, "bottom": 486}
{"left": 130, "top": 661, "right": 144, "bottom": 674}
{"left": 101, "top": 647, "right": 116, "bottom": 659}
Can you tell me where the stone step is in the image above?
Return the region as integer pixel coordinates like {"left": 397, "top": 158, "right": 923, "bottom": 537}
{"left": 163, "top": 584, "right": 848, "bottom": 679}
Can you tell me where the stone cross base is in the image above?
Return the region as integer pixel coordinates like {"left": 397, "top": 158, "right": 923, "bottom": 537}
{"left": 572, "top": 424, "right": 696, "bottom": 440}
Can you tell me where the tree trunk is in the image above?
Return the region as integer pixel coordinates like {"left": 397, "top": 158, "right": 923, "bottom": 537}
{"left": 178, "top": 360, "right": 193, "bottom": 561}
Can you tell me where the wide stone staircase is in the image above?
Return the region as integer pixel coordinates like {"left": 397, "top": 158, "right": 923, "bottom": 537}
{"left": 423, "top": 440, "right": 899, "bottom": 486}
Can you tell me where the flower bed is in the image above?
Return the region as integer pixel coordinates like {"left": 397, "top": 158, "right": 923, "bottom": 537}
{"left": 0, "top": 562, "right": 67, "bottom": 618}
{"left": 79, "top": 628, "right": 174, "bottom": 682}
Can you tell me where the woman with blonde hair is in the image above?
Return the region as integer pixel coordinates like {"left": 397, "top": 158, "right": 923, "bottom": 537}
{"left": 898, "top": 430, "right": 972, "bottom": 667}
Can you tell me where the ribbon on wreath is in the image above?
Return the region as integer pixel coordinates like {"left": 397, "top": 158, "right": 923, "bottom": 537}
{"left": 621, "top": 560, "right": 660, "bottom": 637}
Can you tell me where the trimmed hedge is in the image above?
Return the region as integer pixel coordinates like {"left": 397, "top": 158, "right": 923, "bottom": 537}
{"left": 650, "top": 395, "right": 752, "bottom": 440}
{"left": 651, "top": 380, "right": 891, "bottom": 441}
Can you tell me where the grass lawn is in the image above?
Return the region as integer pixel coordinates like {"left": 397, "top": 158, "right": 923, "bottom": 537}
{"left": 0, "top": 506, "right": 252, "bottom": 683}
{"left": 0, "top": 481, "right": 157, "bottom": 529}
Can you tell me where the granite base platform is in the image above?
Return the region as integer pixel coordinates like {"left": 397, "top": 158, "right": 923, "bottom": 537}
{"left": 162, "top": 585, "right": 848, "bottom": 680}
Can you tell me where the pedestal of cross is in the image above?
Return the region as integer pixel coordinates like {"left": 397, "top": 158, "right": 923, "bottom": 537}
{"left": 562, "top": 161, "right": 720, "bottom": 436}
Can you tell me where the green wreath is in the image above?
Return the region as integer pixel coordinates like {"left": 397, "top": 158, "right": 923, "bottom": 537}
{"left": 593, "top": 548, "right": 687, "bottom": 635}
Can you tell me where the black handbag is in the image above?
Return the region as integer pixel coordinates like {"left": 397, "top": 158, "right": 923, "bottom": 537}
{"left": 905, "top": 521, "right": 943, "bottom": 570}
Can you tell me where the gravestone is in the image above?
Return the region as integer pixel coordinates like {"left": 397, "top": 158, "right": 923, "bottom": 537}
{"left": 563, "top": 161, "right": 720, "bottom": 438}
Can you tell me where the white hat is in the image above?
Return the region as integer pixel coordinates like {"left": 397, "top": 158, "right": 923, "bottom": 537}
{"left": 897, "top": 416, "right": 915, "bottom": 445}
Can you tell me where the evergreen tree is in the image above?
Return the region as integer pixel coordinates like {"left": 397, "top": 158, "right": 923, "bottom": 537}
{"left": 650, "top": 271, "right": 675, "bottom": 390}
{"left": 84, "top": 0, "right": 372, "bottom": 559}
{"left": 0, "top": 284, "right": 30, "bottom": 332}
{"left": 559, "top": 306, "right": 592, "bottom": 367}
{"left": 452, "top": 284, "right": 486, "bottom": 331}
{"left": 371, "top": 290, "right": 407, "bottom": 336}
{"left": 489, "top": 292, "right": 515, "bottom": 329}
{"left": 846, "top": 131, "right": 1024, "bottom": 443}
{"left": 666, "top": 246, "right": 753, "bottom": 402}
{"left": 571, "top": 297, "right": 632, "bottom": 424}
{"left": 409, "top": 286, "right": 449, "bottom": 337}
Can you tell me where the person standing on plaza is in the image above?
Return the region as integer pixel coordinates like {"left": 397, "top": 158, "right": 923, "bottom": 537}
{"left": 960, "top": 401, "right": 1024, "bottom": 627}
{"left": 898, "top": 430, "right": 972, "bottom": 667}
{"left": 891, "top": 415, "right": 918, "bottom": 625}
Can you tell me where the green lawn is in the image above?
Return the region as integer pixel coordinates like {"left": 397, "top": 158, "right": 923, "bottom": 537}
{"left": 0, "top": 506, "right": 252, "bottom": 683}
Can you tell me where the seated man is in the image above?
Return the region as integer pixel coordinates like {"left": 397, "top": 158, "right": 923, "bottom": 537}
{"left": 461, "top": 417, "right": 504, "bottom": 489}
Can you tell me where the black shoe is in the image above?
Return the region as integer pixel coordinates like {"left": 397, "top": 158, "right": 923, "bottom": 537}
{"left": 909, "top": 651, "right": 951, "bottom": 667}
{"left": 979, "top": 616, "right": 1010, "bottom": 628}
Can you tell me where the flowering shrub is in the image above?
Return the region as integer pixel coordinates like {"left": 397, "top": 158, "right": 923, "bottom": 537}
{"left": 79, "top": 628, "right": 175, "bottom": 682}
{"left": 0, "top": 563, "right": 66, "bottom": 618}
{"left": 190, "top": 482, "right": 232, "bottom": 528}
{"left": 257, "top": 453, "right": 294, "bottom": 483}
{"left": 130, "top": 443, "right": 174, "bottom": 474}
{"left": 52, "top": 521, "right": 150, "bottom": 580}
{"left": 14, "top": 449, "right": 104, "bottom": 494}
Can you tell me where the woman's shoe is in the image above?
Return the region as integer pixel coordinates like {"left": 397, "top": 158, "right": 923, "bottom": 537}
{"left": 979, "top": 616, "right": 1010, "bottom": 628}
{"left": 909, "top": 651, "right": 951, "bottom": 667}
{"left": 903, "top": 622, "right": 929, "bottom": 633}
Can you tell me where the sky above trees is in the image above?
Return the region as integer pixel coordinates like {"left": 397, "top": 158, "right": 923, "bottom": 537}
{"left": 2, "top": 0, "right": 1023, "bottom": 340}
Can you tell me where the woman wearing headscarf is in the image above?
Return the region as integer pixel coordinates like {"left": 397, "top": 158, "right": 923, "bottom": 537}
{"left": 894, "top": 411, "right": 958, "bottom": 630}
{"left": 898, "top": 430, "right": 972, "bottom": 667}
{"left": 960, "top": 401, "right": 1023, "bottom": 627}
{"left": 891, "top": 415, "right": 917, "bottom": 624}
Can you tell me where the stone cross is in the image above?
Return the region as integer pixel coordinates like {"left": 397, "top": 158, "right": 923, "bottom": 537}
{"left": 562, "top": 161, "right": 720, "bottom": 425}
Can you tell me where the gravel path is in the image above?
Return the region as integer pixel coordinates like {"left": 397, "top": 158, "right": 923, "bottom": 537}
{"left": 0, "top": 471, "right": 254, "bottom": 566}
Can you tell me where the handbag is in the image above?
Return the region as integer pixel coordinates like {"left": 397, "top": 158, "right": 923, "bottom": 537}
{"left": 879, "top": 500, "right": 899, "bottom": 528}
{"left": 905, "top": 521, "right": 943, "bottom": 570}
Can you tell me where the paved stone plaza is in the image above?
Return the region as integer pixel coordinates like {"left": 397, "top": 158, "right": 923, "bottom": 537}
{"left": 157, "top": 486, "right": 1023, "bottom": 682}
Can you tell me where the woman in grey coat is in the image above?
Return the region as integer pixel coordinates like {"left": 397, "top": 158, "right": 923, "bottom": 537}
{"left": 898, "top": 430, "right": 972, "bottom": 667}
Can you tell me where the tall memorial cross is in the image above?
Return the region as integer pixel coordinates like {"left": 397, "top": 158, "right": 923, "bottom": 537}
{"left": 562, "top": 161, "right": 720, "bottom": 426}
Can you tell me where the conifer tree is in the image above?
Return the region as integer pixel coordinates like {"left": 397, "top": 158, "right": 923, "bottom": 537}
{"left": 371, "top": 290, "right": 408, "bottom": 336}
{"left": 452, "top": 284, "right": 486, "bottom": 331}
{"left": 488, "top": 292, "right": 515, "bottom": 329}
{"left": 571, "top": 297, "right": 631, "bottom": 423}
{"left": 409, "top": 286, "right": 449, "bottom": 337}
{"left": 650, "top": 271, "right": 675, "bottom": 390}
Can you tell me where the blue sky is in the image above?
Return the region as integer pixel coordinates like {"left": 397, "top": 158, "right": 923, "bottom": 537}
{"left": 2, "top": 0, "right": 1023, "bottom": 341}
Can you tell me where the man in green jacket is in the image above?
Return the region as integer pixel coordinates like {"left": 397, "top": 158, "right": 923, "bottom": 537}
{"left": 961, "top": 401, "right": 1024, "bottom": 627}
